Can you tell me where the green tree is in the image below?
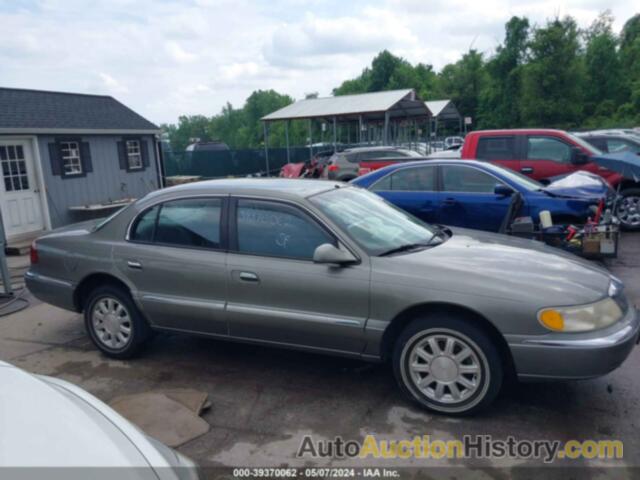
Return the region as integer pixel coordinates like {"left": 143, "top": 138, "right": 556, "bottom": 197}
{"left": 162, "top": 115, "right": 212, "bottom": 153}
{"left": 438, "top": 49, "right": 487, "bottom": 124}
{"left": 619, "top": 14, "right": 640, "bottom": 120}
{"left": 478, "top": 16, "right": 529, "bottom": 128}
{"left": 583, "top": 11, "right": 624, "bottom": 117}
{"left": 520, "top": 17, "right": 586, "bottom": 127}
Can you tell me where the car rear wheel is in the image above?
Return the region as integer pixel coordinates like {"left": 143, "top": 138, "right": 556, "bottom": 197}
{"left": 617, "top": 189, "right": 640, "bottom": 231}
{"left": 392, "top": 314, "right": 503, "bottom": 415}
{"left": 84, "top": 285, "right": 151, "bottom": 359}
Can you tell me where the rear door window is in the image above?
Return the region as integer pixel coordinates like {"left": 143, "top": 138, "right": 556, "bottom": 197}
{"left": 155, "top": 198, "right": 222, "bottom": 248}
{"left": 236, "top": 199, "right": 334, "bottom": 260}
{"left": 476, "top": 137, "right": 516, "bottom": 160}
{"left": 373, "top": 166, "right": 436, "bottom": 191}
{"left": 130, "top": 206, "right": 159, "bottom": 243}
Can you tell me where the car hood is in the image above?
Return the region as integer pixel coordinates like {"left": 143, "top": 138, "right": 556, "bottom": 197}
{"left": 386, "top": 227, "right": 612, "bottom": 306}
{"left": 0, "top": 363, "right": 150, "bottom": 468}
{"left": 544, "top": 171, "right": 612, "bottom": 199}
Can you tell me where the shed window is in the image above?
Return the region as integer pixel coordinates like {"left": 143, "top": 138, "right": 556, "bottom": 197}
{"left": 126, "top": 140, "right": 143, "bottom": 170}
{"left": 60, "top": 141, "right": 82, "bottom": 175}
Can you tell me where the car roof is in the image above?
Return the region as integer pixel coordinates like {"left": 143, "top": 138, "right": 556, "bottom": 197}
{"left": 343, "top": 146, "right": 405, "bottom": 153}
{"left": 371, "top": 158, "right": 487, "bottom": 169}
{"left": 143, "top": 178, "right": 343, "bottom": 203}
{"left": 467, "top": 128, "right": 568, "bottom": 136}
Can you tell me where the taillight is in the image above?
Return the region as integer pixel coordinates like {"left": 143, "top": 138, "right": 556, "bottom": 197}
{"left": 328, "top": 165, "right": 339, "bottom": 172}
{"left": 30, "top": 241, "right": 38, "bottom": 264}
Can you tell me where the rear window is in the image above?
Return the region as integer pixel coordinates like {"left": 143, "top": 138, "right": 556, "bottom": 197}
{"left": 476, "top": 136, "right": 516, "bottom": 160}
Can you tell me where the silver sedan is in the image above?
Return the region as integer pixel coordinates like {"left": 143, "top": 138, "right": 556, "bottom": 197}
{"left": 26, "top": 179, "right": 639, "bottom": 415}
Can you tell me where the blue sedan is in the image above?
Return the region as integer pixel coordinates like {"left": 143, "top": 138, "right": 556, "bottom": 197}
{"left": 352, "top": 159, "right": 610, "bottom": 232}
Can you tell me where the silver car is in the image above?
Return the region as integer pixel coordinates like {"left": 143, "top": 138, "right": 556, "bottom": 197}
{"left": 26, "top": 179, "right": 639, "bottom": 415}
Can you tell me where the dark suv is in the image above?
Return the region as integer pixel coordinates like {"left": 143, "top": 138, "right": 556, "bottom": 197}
{"left": 577, "top": 132, "right": 640, "bottom": 154}
{"left": 323, "top": 146, "right": 422, "bottom": 181}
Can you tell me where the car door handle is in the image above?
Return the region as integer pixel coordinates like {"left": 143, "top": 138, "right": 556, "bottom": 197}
{"left": 521, "top": 167, "right": 534, "bottom": 174}
{"left": 127, "top": 260, "right": 142, "bottom": 270}
{"left": 239, "top": 272, "right": 259, "bottom": 282}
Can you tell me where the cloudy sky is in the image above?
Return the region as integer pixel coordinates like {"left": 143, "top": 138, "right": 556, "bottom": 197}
{"left": 0, "top": 0, "right": 636, "bottom": 125}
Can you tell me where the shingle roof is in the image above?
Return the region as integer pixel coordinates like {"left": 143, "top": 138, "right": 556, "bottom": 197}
{"left": 0, "top": 87, "right": 159, "bottom": 133}
{"left": 262, "top": 89, "right": 431, "bottom": 122}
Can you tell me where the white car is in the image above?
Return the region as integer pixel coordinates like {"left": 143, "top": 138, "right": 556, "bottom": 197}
{"left": 0, "top": 361, "right": 198, "bottom": 478}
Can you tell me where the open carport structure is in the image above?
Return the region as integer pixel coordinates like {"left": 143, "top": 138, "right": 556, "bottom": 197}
{"left": 261, "top": 89, "right": 432, "bottom": 172}
{"left": 425, "top": 99, "right": 463, "bottom": 136}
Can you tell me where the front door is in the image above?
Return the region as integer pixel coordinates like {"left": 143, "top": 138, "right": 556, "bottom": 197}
{"left": 225, "top": 198, "right": 370, "bottom": 354}
{"left": 0, "top": 140, "right": 44, "bottom": 238}
{"left": 520, "top": 135, "right": 574, "bottom": 182}
{"left": 439, "top": 164, "right": 513, "bottom": 231}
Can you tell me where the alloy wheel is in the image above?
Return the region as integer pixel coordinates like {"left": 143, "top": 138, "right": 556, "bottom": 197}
{"left": 617, "top": 195, "right": 640, "bottom": 228}
{"left": 91, "top": 297, "right": 133, "bottom": 350}
{"left": 404, "top": 330, "right": 486, "bottom": 406}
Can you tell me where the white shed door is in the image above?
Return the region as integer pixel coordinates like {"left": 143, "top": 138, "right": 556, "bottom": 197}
{"left": 0, "top": 140, "right": 44, "bottom": 238}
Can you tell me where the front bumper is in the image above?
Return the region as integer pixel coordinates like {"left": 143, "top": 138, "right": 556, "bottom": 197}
{"left": 24, "top": 270, "right": 77, "bottom": 311}
{"left": 508, "top": 306, "right": 639, "bottom": 381}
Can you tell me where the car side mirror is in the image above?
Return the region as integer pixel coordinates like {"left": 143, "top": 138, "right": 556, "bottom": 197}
{"left": 494, "top": 184, "right": 513, "bottom": 196}
{"left": 571, "top": 147, "right": 589, "bottom": 165}
{"left": 313, "top": 243, "right": 357, "bottom": 266}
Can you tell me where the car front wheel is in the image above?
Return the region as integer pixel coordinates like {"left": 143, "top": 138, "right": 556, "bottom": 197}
{"left": 84, "top": 285, "right": 151, "bottom": 359}
{"left": 393, "top": 314, "right": 503, "bottom": 415}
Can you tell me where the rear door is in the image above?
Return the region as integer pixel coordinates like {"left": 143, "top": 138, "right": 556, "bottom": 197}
{"left": 520, "top": 135, "right": 574, "bottom": 182}
{"left": 439, "top": 165, "right": 514, "bottom": 231}
{"left": 113, "top": 196, "right": 229, "bottom": 335}
{"left": 225, "top": 198, "right": 370, "bottom": 354}
{"left": 475, "top": 135, "right": 520, "bottom": 174}
{"left": 370, "top": 165, "right": 440, "bottom": 223}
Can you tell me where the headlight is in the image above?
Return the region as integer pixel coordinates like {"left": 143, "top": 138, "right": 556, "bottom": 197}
{"left": 538, "top": 297, "right": 623, "bottom": 332}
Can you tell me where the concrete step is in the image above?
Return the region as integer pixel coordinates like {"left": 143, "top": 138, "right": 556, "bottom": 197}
{"left": 5, "top": 239, "right": 32, "bottom": 256}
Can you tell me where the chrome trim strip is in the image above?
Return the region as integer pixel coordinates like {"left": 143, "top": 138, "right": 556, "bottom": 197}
{"left": 141, "top": 294, "right": 226, "bottom": 311}
{"left": 227, "top": 303, "right": 363, "bottom": 327}
{"left": 151, "top": 325, "right": 367, "bottom": 359}
{"left": 24, "top": 271, "right": 73, "bottom": 288}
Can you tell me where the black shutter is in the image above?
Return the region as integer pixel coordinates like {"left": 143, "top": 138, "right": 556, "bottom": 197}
{"left": 48, "top": 142, "right": 62, "bottom": 176}
{"left": 141, "top": 139, "right": 150, "bottom": 168}
{"left": 117, "top": 141, "right": 127, "bottom": 170}
{"left": 80, "top": 142, "right": 93, "bottom": 173}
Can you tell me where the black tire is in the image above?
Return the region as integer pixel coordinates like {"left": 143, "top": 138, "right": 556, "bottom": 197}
{"left": 392, "top": 313, "right": 503, "bottom": 416}
{"left": 617, "top": 188, "right": 640, "bottom": 231}
{"left": 83, "top": 285, "right": 151, "bottom": 359}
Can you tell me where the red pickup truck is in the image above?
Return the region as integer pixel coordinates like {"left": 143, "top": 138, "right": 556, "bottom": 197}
{"left": 461, "top": 129, "right": 640, "bottom": 230}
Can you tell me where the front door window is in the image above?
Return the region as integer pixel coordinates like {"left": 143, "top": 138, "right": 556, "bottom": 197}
{"left": 236, "top": 199, "right": 333, "bottom": 260}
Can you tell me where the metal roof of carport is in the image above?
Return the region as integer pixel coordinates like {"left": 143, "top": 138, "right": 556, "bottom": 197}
{"left": 425, "top": 99, "right": 461, "bottom": 120}
{"left": 261, "top": 89, "right": 432, "bottom": 122}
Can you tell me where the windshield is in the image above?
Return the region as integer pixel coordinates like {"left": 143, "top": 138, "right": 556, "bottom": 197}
{"left": 567, "top": 133, "right": 603, "bottom": 155}
{"left": 402, "top": 149, "right": 424, "bottom": 158}
{"left": 310, "top": 187, "right": 437, "bottom": 255}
